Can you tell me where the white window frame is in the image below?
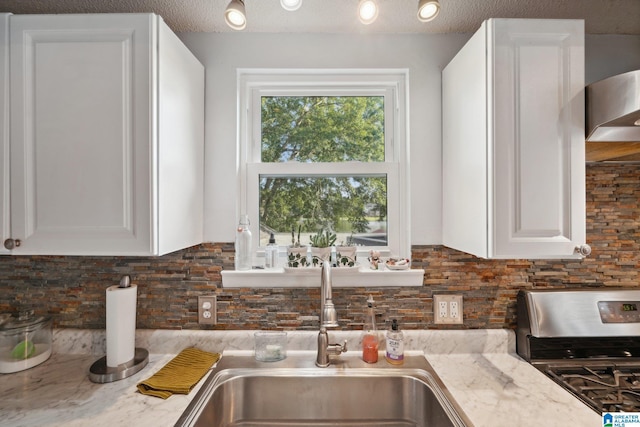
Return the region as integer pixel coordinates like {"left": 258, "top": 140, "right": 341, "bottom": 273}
{"left": 237, "top": 69, "right": 411, "bottom": 259}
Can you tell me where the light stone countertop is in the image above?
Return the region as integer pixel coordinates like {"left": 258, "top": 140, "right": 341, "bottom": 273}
{"left": 0, "top": 329, "right": 601, "bottom": 427}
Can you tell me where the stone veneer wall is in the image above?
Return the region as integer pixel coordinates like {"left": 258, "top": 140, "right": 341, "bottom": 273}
{"left": 0, "top": 164, "right": 638, "bottom": 331}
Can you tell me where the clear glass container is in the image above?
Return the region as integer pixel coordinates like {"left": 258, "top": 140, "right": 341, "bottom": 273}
{"left": 0, "top": 311, "right": 52, "bottom": 373}
{"left": 235, "top": 214, "right": 253, "bottom": 271}
{"left": 254, "top": 331, "right": 287, "bottom": 362}
{"left": 362, "top": 295, "right": 379, "bottom": 363}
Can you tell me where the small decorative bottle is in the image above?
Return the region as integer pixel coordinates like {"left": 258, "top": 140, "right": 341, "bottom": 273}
{"left": 385, "top": 319, "right": 405, "bottom": 365}
{"left": 235, "top": 214, "right": 252, "bottom": 271}
{"left": 264, "top": 232, "right": 278, "bottom": 269}
{"left": 362, "top": 295, "right": 379, "bottom": 363}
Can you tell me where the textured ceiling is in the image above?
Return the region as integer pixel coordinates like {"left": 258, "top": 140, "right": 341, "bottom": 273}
{"left": 0, "top": 0, "right": 638, "bottom": 34}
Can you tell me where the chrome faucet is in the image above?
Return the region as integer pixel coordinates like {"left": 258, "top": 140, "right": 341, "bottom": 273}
{"left": 316, "top": 261, "right": 347, "bottom": 367}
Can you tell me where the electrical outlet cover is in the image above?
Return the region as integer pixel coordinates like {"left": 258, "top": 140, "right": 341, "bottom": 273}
{"left": 198, "top": 296, "right": 217, "bottom": 325}
{"left": 434, "top": 294, "right": 463, "bottom": 325}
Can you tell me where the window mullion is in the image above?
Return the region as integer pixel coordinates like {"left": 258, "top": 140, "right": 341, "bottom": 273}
{"left": 252, "top": 162, "right": 393, "bottom": 177}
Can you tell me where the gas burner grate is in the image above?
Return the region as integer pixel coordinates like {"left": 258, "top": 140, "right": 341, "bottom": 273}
{"left": 544, "top": 364, "right": 640, "bottom": 413}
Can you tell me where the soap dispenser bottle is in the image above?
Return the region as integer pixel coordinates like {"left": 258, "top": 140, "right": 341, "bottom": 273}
{"left": 362, "top": 295, "right": 379, "bottom": 363}
{"left": 385, "top": 319, "right": 405, "bottom": 365}
{"left": 264, "top": 232, "right": 278, "bottom": 269}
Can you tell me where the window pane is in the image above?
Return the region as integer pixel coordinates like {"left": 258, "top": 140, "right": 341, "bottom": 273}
{"left": 261, "top": 96, "right": 385, "bottom": 163}
{"left": 258, "top": 175, "right": 387, "bottom": 247}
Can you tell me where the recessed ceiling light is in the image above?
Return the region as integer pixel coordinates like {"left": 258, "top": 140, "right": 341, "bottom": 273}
{"left": 417, "top": 0, "right": 440, "bottom": 22}
{"left": 225, "top": 0, "right": 247, "bottom": 31}
{"left": 280, "top": 0, "right": 302, "bottom": 12}
{"left": 358, "top": 0, "right": 379, "bottom": 25}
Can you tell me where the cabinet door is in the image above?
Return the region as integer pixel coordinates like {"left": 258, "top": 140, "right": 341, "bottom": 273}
{"left": 10, "top": 14, "right": 155, "bottom": 255}
{"left": 0, "top": 14, "right": 8, "bottom": 254}
{"left": 442, "top": 26, "right": 489, "bottom": 258}
{"left": 491, "top": 19, "right": 585, "bottom": 258}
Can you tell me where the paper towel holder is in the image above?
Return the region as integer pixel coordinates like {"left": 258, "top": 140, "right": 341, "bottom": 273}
{"left": 88, "top": 347, "right": 149, "bottom": 383}
{"left": 89, "top": 276, "right": 149, "bottom": 383}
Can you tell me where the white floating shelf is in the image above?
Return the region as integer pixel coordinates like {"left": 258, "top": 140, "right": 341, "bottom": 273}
{"left": 222, "top": 267, "right": 424, "bottom": 288}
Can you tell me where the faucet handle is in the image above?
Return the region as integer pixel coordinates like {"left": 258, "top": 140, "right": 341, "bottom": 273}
{"left": 327, "top": 340, "right": 348, "bottom": 356}
{"left": 336, "top": 340, "right": 347, "bottom": 353}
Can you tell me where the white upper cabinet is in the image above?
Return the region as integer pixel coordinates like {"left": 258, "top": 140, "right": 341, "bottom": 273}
{"left": 0, "top": 14, "right": 9, "bottom": 255}
{"left": 3, "top": 13, "right": 204, "bottom": 255}
{"left": 443, "top": 19, "right": 588, "bottom": 259}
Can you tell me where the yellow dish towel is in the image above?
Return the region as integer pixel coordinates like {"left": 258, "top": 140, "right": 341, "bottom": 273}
{"left": 137, "top": 347, "right": 221, "bottom": 399}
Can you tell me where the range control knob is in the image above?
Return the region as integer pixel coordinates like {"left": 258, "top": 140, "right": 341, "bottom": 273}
{"left": 3, "top": 239, "right": 21, "bottom": 250}
{"left": 575, "top": 244, "right": 591, "bottom": 257}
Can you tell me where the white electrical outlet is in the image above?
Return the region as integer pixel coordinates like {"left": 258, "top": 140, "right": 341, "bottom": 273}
{"left": 434, "top": 294, "right": 463, "bottom": 324}
{"left": 450, "top": 300, "right": 459, "bottom": 319}
{"left": 438, "top": 301, "right": 448, "bottom": 318}
{"left": 198, "top": 296, "right": 217, "bottom": 325}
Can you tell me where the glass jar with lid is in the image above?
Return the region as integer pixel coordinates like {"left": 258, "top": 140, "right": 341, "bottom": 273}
{"left": 0, "top": 310, "right": 52, "bottom": 373}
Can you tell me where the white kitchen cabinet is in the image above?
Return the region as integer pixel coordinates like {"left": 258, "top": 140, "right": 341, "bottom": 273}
{"left": 0, "top": 14, "right": 9, "bottom": 255}
{"left": 442, "top": 19, "right": 587, "bottom": 259}
{"left": 3, "top": 13, "right": 204, "bottom": 255}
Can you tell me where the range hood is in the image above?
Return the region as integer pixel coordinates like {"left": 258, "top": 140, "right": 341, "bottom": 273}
{"left": 585, "top": 69, "right": 640, "bottom": 162}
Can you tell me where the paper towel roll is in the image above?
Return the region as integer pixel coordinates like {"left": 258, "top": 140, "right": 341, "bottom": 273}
{"left": 106, "top": 284, "right": 137, "bottom": 368}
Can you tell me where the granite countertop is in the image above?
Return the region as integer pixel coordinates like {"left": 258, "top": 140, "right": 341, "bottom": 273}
{"left": 0, "top": 329, "right": 601, "bottom": 427}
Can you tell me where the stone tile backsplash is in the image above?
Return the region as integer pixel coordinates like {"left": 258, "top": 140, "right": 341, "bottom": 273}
{"left": 1, "top": 164, "right": 638, "bottom": 331}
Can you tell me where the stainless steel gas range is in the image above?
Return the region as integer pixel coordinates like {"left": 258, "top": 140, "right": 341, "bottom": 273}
{"left": 517, "top": 289, "right": 640, "bottom": 413}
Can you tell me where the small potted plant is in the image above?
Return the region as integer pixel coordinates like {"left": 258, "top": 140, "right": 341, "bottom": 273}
{"left": 286, "top": 225, "right": 308, "bottom": 268}
{"left": 309, "top": 229, "right": 336, "bottom": 267}
{"left": 335, "top": 234, "right": 357, "bottom": 267}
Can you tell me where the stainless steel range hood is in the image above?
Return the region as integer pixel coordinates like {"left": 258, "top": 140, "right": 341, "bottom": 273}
{"left": 586, "top": 69, "right": 640, "bottom": 162}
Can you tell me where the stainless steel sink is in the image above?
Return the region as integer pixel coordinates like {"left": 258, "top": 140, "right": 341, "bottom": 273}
{"left": 175, "top": 353, "right": 473, "bottom": 427}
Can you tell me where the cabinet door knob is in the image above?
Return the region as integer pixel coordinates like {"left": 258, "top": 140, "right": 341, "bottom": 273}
{"left": 3, "top": 239, "right": 21, "bottom": 250}
{"left": 575, "top": 244, "right": 591, "bottom": 257}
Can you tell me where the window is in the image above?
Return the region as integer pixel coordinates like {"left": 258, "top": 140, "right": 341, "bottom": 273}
{"left": 238, "top": 70, "right": 409, "bottom": 258}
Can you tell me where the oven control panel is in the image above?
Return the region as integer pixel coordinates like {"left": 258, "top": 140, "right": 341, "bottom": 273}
{"left": 598, "top": 301, "right": 640, "bottom": 323}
